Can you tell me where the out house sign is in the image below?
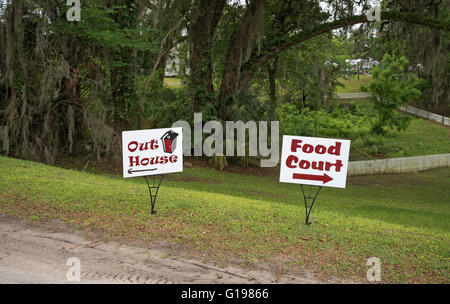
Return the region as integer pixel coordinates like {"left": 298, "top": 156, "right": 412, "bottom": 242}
{"left": 122, "top": 128, "right": 183, "bottom": 178}
{"left": 280, "top": 136, "right": 351, "bottom": 188}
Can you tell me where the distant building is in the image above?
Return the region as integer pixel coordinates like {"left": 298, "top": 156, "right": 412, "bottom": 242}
{"left": 164, "top": 50, "right": 180, "bottom": 77}
{"left": 345, "top": 58, "right": 380, "bottom": 75}
{"left": 164, "top": 49, "right": 190, "bottom": 77}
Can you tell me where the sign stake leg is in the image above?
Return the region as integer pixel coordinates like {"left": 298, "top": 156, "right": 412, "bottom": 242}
{"left": 300, "top": 185, "right": 322, "bottom": 225}
{"left": 144, "top": 175, "right": 164, "bottom": 215}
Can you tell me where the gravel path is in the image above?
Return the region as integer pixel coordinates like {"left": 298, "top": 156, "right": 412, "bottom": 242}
{"left": 0, "top": 217, "right": 318, "bottom": 284}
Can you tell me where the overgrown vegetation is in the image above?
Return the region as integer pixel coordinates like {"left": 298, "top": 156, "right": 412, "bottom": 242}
{"left": 357, "top": 0, "right": 449, "bottom": 110}
{"left": 277, "top": 104, "right": 373, "bottom": 139}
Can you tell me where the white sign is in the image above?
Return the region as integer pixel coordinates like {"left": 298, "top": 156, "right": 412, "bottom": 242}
{"left": 280, "top": 136, "right": 351, "bottom": 188}
{"left": 122, "top": 127, "right": 183, "bottom": 178}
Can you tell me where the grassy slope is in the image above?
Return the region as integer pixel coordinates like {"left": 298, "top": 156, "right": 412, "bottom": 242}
{"left": 164, "top": 76, "right": 370, "bottom": 92}
{"left": 164, "top": 77, "right": 182, "bottom": 88}
{"left": 339, "top": 99, "right": 450, "bottom": 160}
{"left": 383, "top": 119, "right": 450, "bottom": 158}
{"left": 0, "top": 156, "right": 448, "bottom": 283}
{"left": 337, "top": 75, "right": 372, "bottom": 93}
{"left": 350, "top": 118, "right": 450, "bottom": 160}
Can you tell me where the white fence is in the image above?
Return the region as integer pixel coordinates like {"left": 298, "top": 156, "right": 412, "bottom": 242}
{"left": 335, "top": 92, "right": 371, "bottom": 99}
{"left": 335, "top": 94, "right": 449, "bottom": 127}
{"left": 348, "top": 153, "right": 450, "bottom": 176}
{"left": 399, "top": 105, "right": 450, "bottom": 126}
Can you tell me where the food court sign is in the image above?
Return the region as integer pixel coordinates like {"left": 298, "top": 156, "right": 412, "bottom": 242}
{"left": 280, "top": 136, "right": 351, "bottom": 188}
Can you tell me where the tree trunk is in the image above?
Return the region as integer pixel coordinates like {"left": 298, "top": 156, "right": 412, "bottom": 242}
{"left": 324, "top": 74, "right": 331, "bottom": 113}
{"left": 301, "top": 90, "right": 309, "bottom": 108}
{"left": 188, "top": 0, "right": 226, "bottom": 114}
{"left": 357, "top": 63, "right": 360, "bottom": 80}
{"left": 218, "top": 0, "right": 263, "bottom": 120}
{"left": 110, "top": 1, "right": 139, "bottom": 130}
{"left": 267, "top": 56, "right": 278, "bottom": 112}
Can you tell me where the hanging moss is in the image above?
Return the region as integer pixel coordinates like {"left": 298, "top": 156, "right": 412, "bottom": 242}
{"left": 0, "top": 1, "right": 120, "bottom": 164}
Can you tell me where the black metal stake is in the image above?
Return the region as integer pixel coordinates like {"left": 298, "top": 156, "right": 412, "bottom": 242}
{"left": 300, "top": 184, "right": 322, "bottom": 225}
{"left": 144, "top": 175, "right": 164, "bottom": 214}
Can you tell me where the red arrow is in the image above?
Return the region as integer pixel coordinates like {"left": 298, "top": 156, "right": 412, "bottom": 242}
{"left": 293, "top": 173, "right": 333, "bottom": 184}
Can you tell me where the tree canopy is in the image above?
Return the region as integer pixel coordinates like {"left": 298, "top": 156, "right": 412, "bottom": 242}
{"left": 0, "top": 0, "right": 448, "bottom": 164}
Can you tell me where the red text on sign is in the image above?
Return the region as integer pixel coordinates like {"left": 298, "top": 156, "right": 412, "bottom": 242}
{"left": 286, "top": 156, "right": 343, "bottom": 172}
{"left": 129, "top": 155, "right": 178, "bottom": 167}
{"left": 290, "top": 140, "right": 341, "bottom": 156}
{"left": 128, "top": 140, "right": 159, "bottom": 152}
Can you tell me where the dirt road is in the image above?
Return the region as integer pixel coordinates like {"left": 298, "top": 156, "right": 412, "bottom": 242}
{"left": 0, "top": 217, "right": 319, "bottom": 284}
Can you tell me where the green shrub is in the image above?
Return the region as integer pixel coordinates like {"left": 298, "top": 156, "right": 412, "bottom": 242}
{"left": 276, "top": 103, "right": 403, "bottom": 160}
{"left": 362, "top": 53, "right": 421, "bottom": 134}
{"left": 143, "top": 87, "right": 192, "bottom": 128}
{"left": 276, "top": 104, "right": 373, "bottom": 140}
{"left": 160, "top": 87, "right": 178, "bottom": 103}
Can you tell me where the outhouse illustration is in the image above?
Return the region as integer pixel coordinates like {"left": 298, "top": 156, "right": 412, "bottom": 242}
{"left": 161, "top": 130, "right": 179, "bottom": 153}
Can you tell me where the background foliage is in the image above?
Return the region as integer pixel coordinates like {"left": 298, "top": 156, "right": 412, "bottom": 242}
{"left": 0, "top": 0, "right": 448, "bottom": 166}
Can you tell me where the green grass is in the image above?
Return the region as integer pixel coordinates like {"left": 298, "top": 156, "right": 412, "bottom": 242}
{"left": 383, "top": 119, "right": 450, "bottom": 158}
{"left": 164, "top": 77, "right": 182, "bottom": 88}
{"left": 0, "top": 156, "right": 449, "bottom": 283}
{"left": 337, "top": 99, "right": 450, "bottom": 160}
{"left": 337, "top": 75, "right": 372, "bottom": 93}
